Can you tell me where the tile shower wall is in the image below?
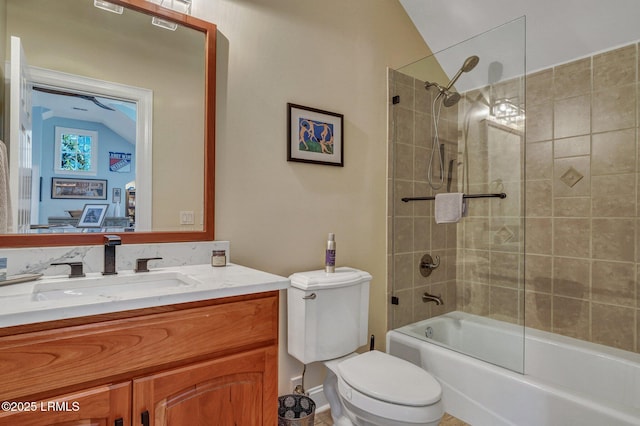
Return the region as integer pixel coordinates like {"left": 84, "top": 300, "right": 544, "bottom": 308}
{"left": 524, "top": 42, "right": 639, "bottom": 353}
{"left": 389, "top": 41, "right": 639, "bottom": 355}
{"left": 388, "top": 69, "right": 458, "bottom": 328}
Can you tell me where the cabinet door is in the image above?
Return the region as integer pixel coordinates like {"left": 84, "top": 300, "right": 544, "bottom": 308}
{"left": 0, "top": 382, "right": 131, "bottom": 426}
{"left": 133, "top": 347, "right": 277, "bottom": 426}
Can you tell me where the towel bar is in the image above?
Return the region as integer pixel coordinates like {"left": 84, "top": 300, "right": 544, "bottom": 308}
{"left": 401, "top": 192, "right": 507, "bottom": 202}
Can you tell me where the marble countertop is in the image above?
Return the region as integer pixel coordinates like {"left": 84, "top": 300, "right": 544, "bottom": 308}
{"left": 0, "top": 263, "right": 289, "bottom": 328}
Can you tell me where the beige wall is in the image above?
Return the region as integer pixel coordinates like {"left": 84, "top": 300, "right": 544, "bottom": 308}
{"left": 192, "top": 0, "right": 429, "bottom": 393}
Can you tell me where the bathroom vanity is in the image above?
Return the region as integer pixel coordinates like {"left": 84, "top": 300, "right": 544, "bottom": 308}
{"left": 0, "top": 264, "right": 288, "bottom": 426}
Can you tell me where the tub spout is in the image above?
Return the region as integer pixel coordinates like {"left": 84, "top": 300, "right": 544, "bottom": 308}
{"left": 422, "top": 292, "right": 443, "bottom": 305}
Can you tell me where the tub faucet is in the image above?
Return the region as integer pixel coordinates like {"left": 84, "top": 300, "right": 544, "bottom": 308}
{"left": 103, "top": 235, "right": 121, "bottom": 275}
{"left": 422, "top": 292, "right": 443, "bottom": 305}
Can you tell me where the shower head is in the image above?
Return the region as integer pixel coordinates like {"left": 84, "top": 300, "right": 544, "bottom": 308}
{"left": 425, "top": 80, "right": 462, "bottom": 107}
{"left": 442, "top": 91, "right": 461, "bottom": 107}
{"left": 444, "top": 55, "right": 480, "bottom": 91}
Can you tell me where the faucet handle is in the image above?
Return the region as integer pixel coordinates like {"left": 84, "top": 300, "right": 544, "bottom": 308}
{"left": 135, "top": 257, "right": 163, "bottom": 273}
{"left": 51, "top": 262, "right": 85, "bottom": 278}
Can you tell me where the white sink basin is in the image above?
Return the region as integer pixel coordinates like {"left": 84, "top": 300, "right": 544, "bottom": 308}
{"left": 31, "top": 271, "right": 198, "bottom": 302}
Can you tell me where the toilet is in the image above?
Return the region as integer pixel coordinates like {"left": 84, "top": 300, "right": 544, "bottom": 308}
{"left": 287, "top": 267, "right": 443, "bottom": 426}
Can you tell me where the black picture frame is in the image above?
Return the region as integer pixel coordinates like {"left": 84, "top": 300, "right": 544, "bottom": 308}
{"left": 287, "top": 103, "right": 344, "bottom": 166}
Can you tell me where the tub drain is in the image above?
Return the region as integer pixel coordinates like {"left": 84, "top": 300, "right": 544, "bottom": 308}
{"left": 425, "top": 326, "right": 433, "bottom": 339}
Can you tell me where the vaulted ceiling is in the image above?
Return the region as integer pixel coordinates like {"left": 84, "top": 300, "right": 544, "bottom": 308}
{"left": 400, "top": 0, "right": 640, "bottom": 78}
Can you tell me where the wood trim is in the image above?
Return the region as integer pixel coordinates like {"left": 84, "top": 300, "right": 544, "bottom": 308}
{"left": 0, "top": 0, "right": 216, "bottom": 248}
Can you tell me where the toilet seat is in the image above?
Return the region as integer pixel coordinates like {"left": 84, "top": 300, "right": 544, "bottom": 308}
{"left": 336, "top": 351, "right": 443, "bottom": 424}
{"left": 338, "top": 350, "right": 441, "bottom": 405}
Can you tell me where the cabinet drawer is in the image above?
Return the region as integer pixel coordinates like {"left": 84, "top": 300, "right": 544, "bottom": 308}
{"left": 0, "top": 293, "right": 278, "bottom": 400}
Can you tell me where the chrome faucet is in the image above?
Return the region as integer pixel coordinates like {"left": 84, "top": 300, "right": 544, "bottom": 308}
{"left": 103, "top": 235, "right": 121, "bottom": 275}
{"left": 422, "top": 292, "right": 443, "bottom": 305}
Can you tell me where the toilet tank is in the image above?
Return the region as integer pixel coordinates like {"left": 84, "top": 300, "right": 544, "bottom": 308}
{"left": 287, "top": 267, "right": 372, "bottom": 364}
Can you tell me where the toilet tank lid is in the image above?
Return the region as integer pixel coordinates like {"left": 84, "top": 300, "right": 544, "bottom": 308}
{"left": 289, "top": 267, "right": 372, "bottom": 290}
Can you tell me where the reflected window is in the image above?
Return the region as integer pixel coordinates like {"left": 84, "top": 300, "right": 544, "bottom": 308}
{"left": 54, "top": 127, "right": 98, "bottom": 175}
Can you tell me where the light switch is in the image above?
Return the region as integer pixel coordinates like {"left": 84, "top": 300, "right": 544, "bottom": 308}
{"left": 180, "top": 211, "right": 195, "bottom": 225}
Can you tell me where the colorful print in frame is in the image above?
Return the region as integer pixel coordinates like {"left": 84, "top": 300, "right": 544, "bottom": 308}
{"left": 287, "top": 103, "right": 344, "bottom": 166}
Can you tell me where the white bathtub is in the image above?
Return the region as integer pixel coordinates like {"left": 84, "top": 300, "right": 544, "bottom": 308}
{"left": 387, "top": 311, "right": 640, "bottom": 426}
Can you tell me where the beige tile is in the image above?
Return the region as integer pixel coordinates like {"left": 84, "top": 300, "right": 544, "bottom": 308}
{"left": 525, "top": 180, "right": 552, "bottom": 217}
{"left": 490, "top": 252, "right": 521, "bottom": 288}
{"left": 553, "top": 156, "right": 590, "bottom": 197}
{"left": 525, "top": 291, "right": 552, "bottom": 331}
{"left": 592, "top": 303, "right": 635, "bottom": 351}
{"left": 554, "top": 197, "right": 591, "bottom": 217}
{"left": 394, "top": 179, "right": 413, "bottom": 217}
{"left": 525, "top": 102, "right": 553, "bottom": 142}
{"left": 553, "top": 296, "right": 590, "bottom": 340}
{"left": 491, "top": 218, "right": 523, "bottom": 253}
{"left": 593, "top": 44, "right": 637, "bottom": 90}
{"left": 525, "top": 255, "right": 552, "bottom": 293}
{"left": 554, "top": 135, "right": 590, "bottom": 158}
{"left": 462, "top": 282, "right": 491, "bottom": 315}
{"left": 395, "top": 142, "right": 414, "bottom": 180}
{"left": 415, "top": 111, "right": 433, "bottom": 149}
{"left": 393, "top": 253, "right": 414, "bottom": 291}
{"left": 592, "top": 218, "right": 636, "bottom": 262}
{"left": 525, "top": 218, "right": 552, "bottom": 255}
{"left": 490, "top": 286, "right": 519, "bottom": 322}
{"left": 592, "top": 260, "right": 636, "bottom": 307}
{"left": 591, "top": 174, "right": 636, "bottom": 217}
{"left": 553, "top": 257, "right": 590, "bottom": 299}
{"left": 394, "top": 106, "right": 414, "bottom": 145}
{"left": 592, "top": 128, "right": 636, "bottom": 175}
{"left": 526, "top": 68, "right": 553, "bottom": 106}
{"left": 392, "top": 69, "right": 415, "bottom": 87}
{"left": 415, "top": 84, "right": 432, "bottom": 114}
{"left": 526, "top": 141, "right": 553, "bottom": 180}
{"left": 554, "top": 94, "right": 591, "bottom": 139}
{"left": 461, "top": 217, "right": 491, "bottom": 251}
{"left": 414, "top": 146, "right": 429, "bottom": 183}
{"left": 414, "top": 217, "right": 431, "bottom": 252}
{"left": 592, "top": 85, "right": 637, "bottom": 133}
{"left": 553, "top": 218, "right": 590, "bottom": 258}
{"left": 554, "top": 57, "right": 591, "bottom": 99}
{"left": 391, "top": 288, "right": 413, "bottom": 328}
{"left": 394, "top": 217, "right": 414, "bottom": 254}
{"left": 414, "top": 182, "right": 432, "bottom": 217}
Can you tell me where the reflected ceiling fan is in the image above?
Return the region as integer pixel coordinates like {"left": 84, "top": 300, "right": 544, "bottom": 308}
{"left": 33, "top": 86, "right": 116, "bottom": 111}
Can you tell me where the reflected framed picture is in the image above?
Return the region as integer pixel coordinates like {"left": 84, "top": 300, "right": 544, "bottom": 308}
{"left": 112, "top": 187, "right": 122, "bottom": 203}
{"left": 287, "top": 103, "right": 344, "bottom": 166}
{"left": 77, "top": 204, "right": 109, "bottom": 228}
{"left": 51, "top": 177, "right": 107, "bottom": 200}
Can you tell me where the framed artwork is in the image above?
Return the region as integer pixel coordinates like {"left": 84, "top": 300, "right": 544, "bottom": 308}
{"left": 112, "top": 187, "right": 122, "bottom": 203}
{"left": 76, "top": 204, "right": 109, "bottom": 228}
{"left": 287, "top": 103, "right": 344, "bottom": 166}
{"left": 51, "top": 178, "right": 108, "bottom": 200}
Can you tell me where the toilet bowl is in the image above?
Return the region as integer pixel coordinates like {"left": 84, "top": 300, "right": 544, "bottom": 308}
{"left": 324, "top": 351, "right": 443, "bottom": 426}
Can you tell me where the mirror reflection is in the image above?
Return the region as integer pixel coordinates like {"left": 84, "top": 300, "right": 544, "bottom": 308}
{"left": 0, "top": 0, "right": 206, "bottom": 235}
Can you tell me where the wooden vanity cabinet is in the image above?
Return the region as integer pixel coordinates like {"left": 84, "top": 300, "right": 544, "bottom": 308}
{"left": 0, "top": 291, "right": 279, "bottom": 426}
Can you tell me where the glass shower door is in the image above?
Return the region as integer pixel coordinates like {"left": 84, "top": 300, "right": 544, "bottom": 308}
{"left": 388, "top": 17, "right": 526, "bottom": 373}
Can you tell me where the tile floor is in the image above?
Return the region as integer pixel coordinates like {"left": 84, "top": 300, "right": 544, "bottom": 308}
{"left": 313, "top": 410, "right": 470, "bottom": 425}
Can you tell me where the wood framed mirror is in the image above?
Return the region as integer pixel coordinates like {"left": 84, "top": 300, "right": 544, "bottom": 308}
{"left": 0, "top": 0, "right": 215, "bottom": 247}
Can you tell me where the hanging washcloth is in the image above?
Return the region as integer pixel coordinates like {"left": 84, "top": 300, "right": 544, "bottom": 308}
{"left": 0, "top": 140, "right": 11, "bottom": 233}
{"left": 435, "top": 192, "right": 464, "bottom": 224}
